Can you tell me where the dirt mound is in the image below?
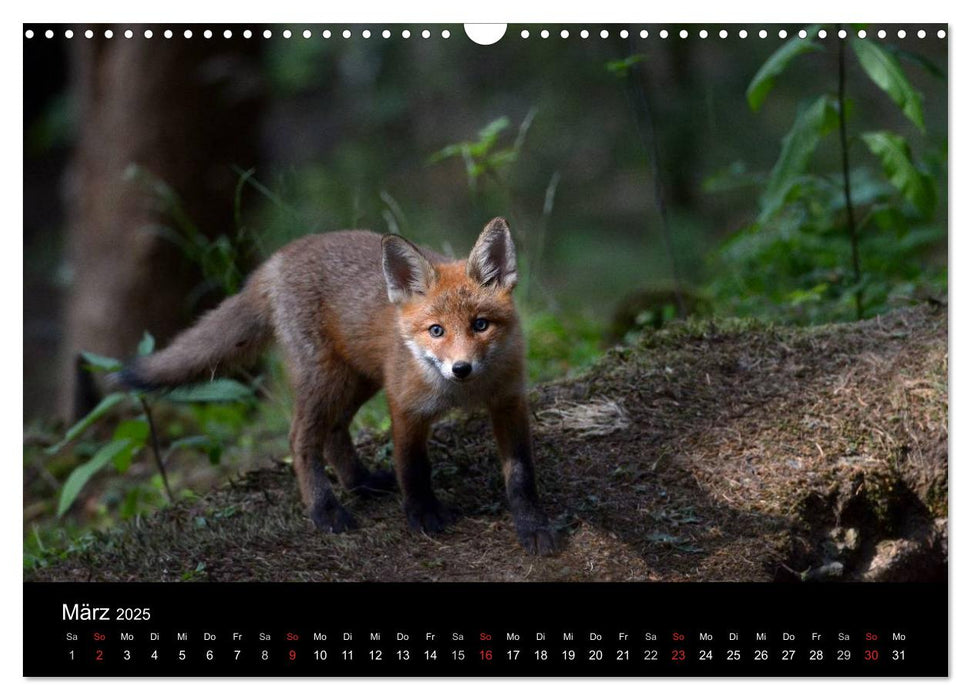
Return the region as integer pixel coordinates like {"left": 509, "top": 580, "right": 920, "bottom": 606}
{"left": 28, "top": 305, "right": 947, "bottom": 582}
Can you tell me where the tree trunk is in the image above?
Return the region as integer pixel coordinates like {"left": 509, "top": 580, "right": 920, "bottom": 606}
{"left": 61, "top": 28, "right": 262, "bottom": 418}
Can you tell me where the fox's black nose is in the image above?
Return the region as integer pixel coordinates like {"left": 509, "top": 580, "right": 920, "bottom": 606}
{"left": 452, "top": 361, "right": 473, "bottom": 379}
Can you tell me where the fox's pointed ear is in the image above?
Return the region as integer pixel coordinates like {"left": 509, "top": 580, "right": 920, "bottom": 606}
{"left": 382, "top": 235, "right": 437, "bottom": 303}
{"left": 467, "top": 217, "right": 517, "bottom": 289}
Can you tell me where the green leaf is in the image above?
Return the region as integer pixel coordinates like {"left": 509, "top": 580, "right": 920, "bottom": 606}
{"left": 759, "top": 96, "right": 840, "bottom": 222}
{"left": 163, "top": 379, "right": 255, "bottom": 404}
{"left": 606, "top": 54, "right": 647, "bottom": 79}
{"left": 57, "top": 439, "right": 133, "bottom": 517}
{"left": 45, "top": 393, "right": 127, "bottom": 456}
{"left": 111, "top": 418, "right": 150, "bottom": 471}
{"left": 747, "top": 29, "right": 824, "bottom": 111}
{"left": 852, "top": 38, "right": 925, "bottom": 132}
{"left": 166, "top": 435, "right": 222, "bottom": 465}
{"left": 861, "top": 131, "right": 937, "bottom": 218}
{"left": 884, "top": 45, "right": 947, "bottom": 81}
{"left": 79, "top": 352, "right": 123, "bottom": 373}
{"left": 137, "top": 332, "right": 156, "bottom": 356}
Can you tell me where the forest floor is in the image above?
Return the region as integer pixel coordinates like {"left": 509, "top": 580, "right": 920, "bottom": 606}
{"left": 26, "top": 304, "right": 947, "bottom": 583}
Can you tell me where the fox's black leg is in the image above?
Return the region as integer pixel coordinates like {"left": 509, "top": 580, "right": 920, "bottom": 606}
{"left": 322, "top": 369, "right": 396, "bottom": 497}
{"left": 389, "top": 405, "right": 455, "bottom": 534}
{"left": 489, "top": 394, "right": 558, "bottom": 555}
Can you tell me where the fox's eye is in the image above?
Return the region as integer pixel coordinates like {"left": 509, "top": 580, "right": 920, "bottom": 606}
{"left": 472, "top": 318, "right": 490, "bottom": 332}
{"left": 429, "top": 324, "right": 445, "bottom": 338}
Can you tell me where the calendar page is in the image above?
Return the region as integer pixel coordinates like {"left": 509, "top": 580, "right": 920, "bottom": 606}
{"left": 23, "top": 21, "right": 948, "bottom": 677}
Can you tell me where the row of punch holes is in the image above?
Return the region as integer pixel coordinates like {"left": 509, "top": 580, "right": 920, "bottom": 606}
{"left": 25, "top": 27, "right": 947, "bottom": 41}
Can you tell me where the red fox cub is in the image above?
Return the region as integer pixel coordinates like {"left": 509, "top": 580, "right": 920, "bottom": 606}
{"left": 122, "top": 218, "right": 556, "bottom": 555}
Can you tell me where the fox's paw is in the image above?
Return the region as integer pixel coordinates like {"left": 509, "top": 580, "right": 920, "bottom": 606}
{"left": 404, "top": 498, "right": 456, "bottom": 534}
{"left": 349, "top": 469, "right": 398, "bottom": 498}
{"left": 311, "top": 500, "right": 358, "bottom": 534}
{"left": 514, "top": 512, "right": 559, "bottom": 556}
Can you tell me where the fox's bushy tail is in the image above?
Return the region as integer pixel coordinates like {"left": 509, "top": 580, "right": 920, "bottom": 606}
{"left": 120, "top": 275, "right": 273, "bottom": 390}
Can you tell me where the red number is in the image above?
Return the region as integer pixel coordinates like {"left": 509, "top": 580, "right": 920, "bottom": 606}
{"left": 95, "top": 649, "right": 103, "bottom": 662}
{"left": 480, "top": 649, "right": 493, "bottom": 661}
{"left": 671, "top": 649, "right": 685, "bottom": 662}
{"left": 289, "top": 649, "right": 297, "bottom": 661}
{"left": 864, "top": 649, "right": 879, "bottom": 661}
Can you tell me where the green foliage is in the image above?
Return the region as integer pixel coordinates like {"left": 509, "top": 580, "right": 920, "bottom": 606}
{"left": 164, "top": 379, "right": 256, "bottom": 404}
{"left": 45, "top": 341, "right": 256, "bottom": 520}
{"left": 708, "top": 25, "right": 945, "bottom": 324}
{"left": 759, "top": 96, "right": 840, "bottom": 223}
{"left": 860, "top": 131, "right": 936, "bottom": 217}
{"left": 746, "top": 30, "right": 823, "bottom": 111}
{"left": 124, "top": 165, "right": 258, "bottom": 302}
{"left": 523, "top": 311, "right": 603, "bottom": 384}
{"left": 605, "top": 54, "right": 647, "bottom": 79}
{"left": 429, "top": 112, "right": 536, "bottom": 192}
{"left": 851, "top": 39, "right": 925, "bottom": 132}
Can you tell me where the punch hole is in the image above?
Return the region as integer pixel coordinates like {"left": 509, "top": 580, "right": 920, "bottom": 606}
{"left": 243, "top": 29, "right": 252, "bottom": 39}
{"left": 640, "top": 30, "right": 649, "bottom": 38}
{"left": 463, "top": 24, "right": 506, "bottom": 45}
{"left": 24, "top": 29, "right": 34, "bottom": 39}
{"left": 759, "top": 29, "right": 767, "bottom": 39}
{"left": 124, "top": 29, "right": 132, "bottom": 38}
{"left": 263, "top": 30, "right": 272, "bottom": 39}
{"left": 204, "top": 29, "right": 212, "bottom": 39}
{"left": 66, "top": 30, "right": 75, "bottom": 39}
{"left": 938, "top": 29, "right": 946, "bottom": 38}
{"left": 382, "top": 30, "right": 391, "bottom": 39}
{"left": 46, "top": 29, "right": 54, "bottom": 39}
{"left": 917, "top": 29, "right": 926, "bottom": 38}
{"left": 679, "top": 29, "right": 688, "bottom": 39}
{"left": 520, "top": 30, "right": 529, "bottom": 39}
{"left": 619, "top": 29, "right": 629, "bottom": 39}
{"left": 183, "top": 30, "right": 192, "bottom": 39}
{"left": 164, "top": 29, "right": 173, "bottom": 39}
{"left": 343, "top": 29, "right": 352, "bottom": 39}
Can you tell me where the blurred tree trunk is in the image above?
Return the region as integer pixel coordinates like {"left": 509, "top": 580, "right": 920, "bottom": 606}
{"left": 61, "top": 28, "right": 262, "bottom": 419}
